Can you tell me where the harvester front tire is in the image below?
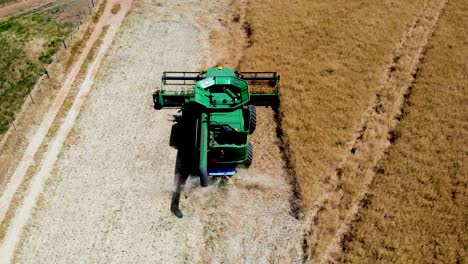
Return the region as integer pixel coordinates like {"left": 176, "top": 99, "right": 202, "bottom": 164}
{"left": 153, "top": 90, "right": 163, "bottom": 110}
{"left": 249, "top": 105, "right": 256, "bottom": 134}
{"left": 245, "top": 143, "right": 253, "bottom": 168}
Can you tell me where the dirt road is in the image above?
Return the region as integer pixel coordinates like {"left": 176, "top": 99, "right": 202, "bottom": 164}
{"left": 0, "top": 0, "right": 304, "bottom": 262}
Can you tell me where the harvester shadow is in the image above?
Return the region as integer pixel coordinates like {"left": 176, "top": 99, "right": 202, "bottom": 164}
{"left": 169, "top": 114, "right": 198, "bottom": 218}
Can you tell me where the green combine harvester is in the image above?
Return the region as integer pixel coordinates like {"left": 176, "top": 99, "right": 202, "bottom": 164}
{"left": 153, "top": 66, "right": 280, "bottom": 187}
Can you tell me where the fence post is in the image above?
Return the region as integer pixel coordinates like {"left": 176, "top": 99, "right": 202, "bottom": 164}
{"left": 29, "top": 92, "right": 35, "bottom": 104}
{"left": 44, "top": 68, "right": 50, "bottom": 78}
{"left": 62, "top": 39, "right": 67, "bottom": 49}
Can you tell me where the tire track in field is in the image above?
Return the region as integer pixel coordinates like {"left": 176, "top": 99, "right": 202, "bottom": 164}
{"left": 0, "top": 0, "right": 132, "bottom": 261}
{"left": 0, "top": 0, "right": 109, "bottom": 227}
{"left": 304, "top": 0, "right": 449, "bottom": 262}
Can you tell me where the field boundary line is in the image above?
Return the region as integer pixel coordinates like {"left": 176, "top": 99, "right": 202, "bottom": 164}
{"left": 0, "top": 0, "right": 52, "bottom": 19}
{"left": 0, "top": 0, "right": 101, "bottom": 152}
{"left": 321, "top": 0, "right": 449, "bottom": 262}
{"left": 0, "top": 0, "right": 133, "bottom": 261}
{"left": 0, "top": 0, "right": 108, "bottom": 234}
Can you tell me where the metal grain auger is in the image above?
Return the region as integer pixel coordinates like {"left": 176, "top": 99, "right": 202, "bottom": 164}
{"left": 152, "top": 66, "right": 280, "bottom": 187}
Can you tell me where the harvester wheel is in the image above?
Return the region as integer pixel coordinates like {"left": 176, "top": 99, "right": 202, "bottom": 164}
{"left": 248, "top": 105, "right": 256, "bottom": 134}
{"left": 245, "top": 143, "right": 253, "bottom": 168}
{"left": 153, "top": 90, "right": 163, "bottom": 110}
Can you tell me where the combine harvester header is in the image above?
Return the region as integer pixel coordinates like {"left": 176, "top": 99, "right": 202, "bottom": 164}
{"left": 153, "top": 66, "right": 280, "bottom": 187}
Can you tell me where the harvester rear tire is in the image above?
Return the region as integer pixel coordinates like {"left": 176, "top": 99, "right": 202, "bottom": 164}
{"left": 245, "top": 143, "right": 253, "bottom": 168}
{"left": 249, "top": 105, "right": 256, "bottom": 134}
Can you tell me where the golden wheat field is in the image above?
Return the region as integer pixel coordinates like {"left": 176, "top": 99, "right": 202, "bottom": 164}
{"left": 337, "top": 1, "right": 467, "bottom": 262}
{"left": 241, "top": 0, "right": 426, "bottom": 204}
{"left": 241, "top": 0, "right": 466, "bottom": 262}
{"left": 0, "top": 0, "right": 465, "bottom": 262}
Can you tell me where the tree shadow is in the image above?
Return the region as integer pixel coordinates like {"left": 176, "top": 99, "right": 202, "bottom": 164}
{"left": 169, "top": 113, "right": 198, "bottom": 218}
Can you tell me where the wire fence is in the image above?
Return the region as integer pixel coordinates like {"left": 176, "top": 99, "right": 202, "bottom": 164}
{"left": 1, "top": 0, "right": 103, "bottom": 147}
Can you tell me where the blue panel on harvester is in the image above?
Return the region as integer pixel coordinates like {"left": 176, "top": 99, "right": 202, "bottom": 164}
{"left": 209, "top": 167, "right": 236, "bottom": 176}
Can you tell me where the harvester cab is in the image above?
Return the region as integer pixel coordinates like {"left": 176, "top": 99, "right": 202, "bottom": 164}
{"left": 153, "top": 66, "right": 280, "bottom": 187}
